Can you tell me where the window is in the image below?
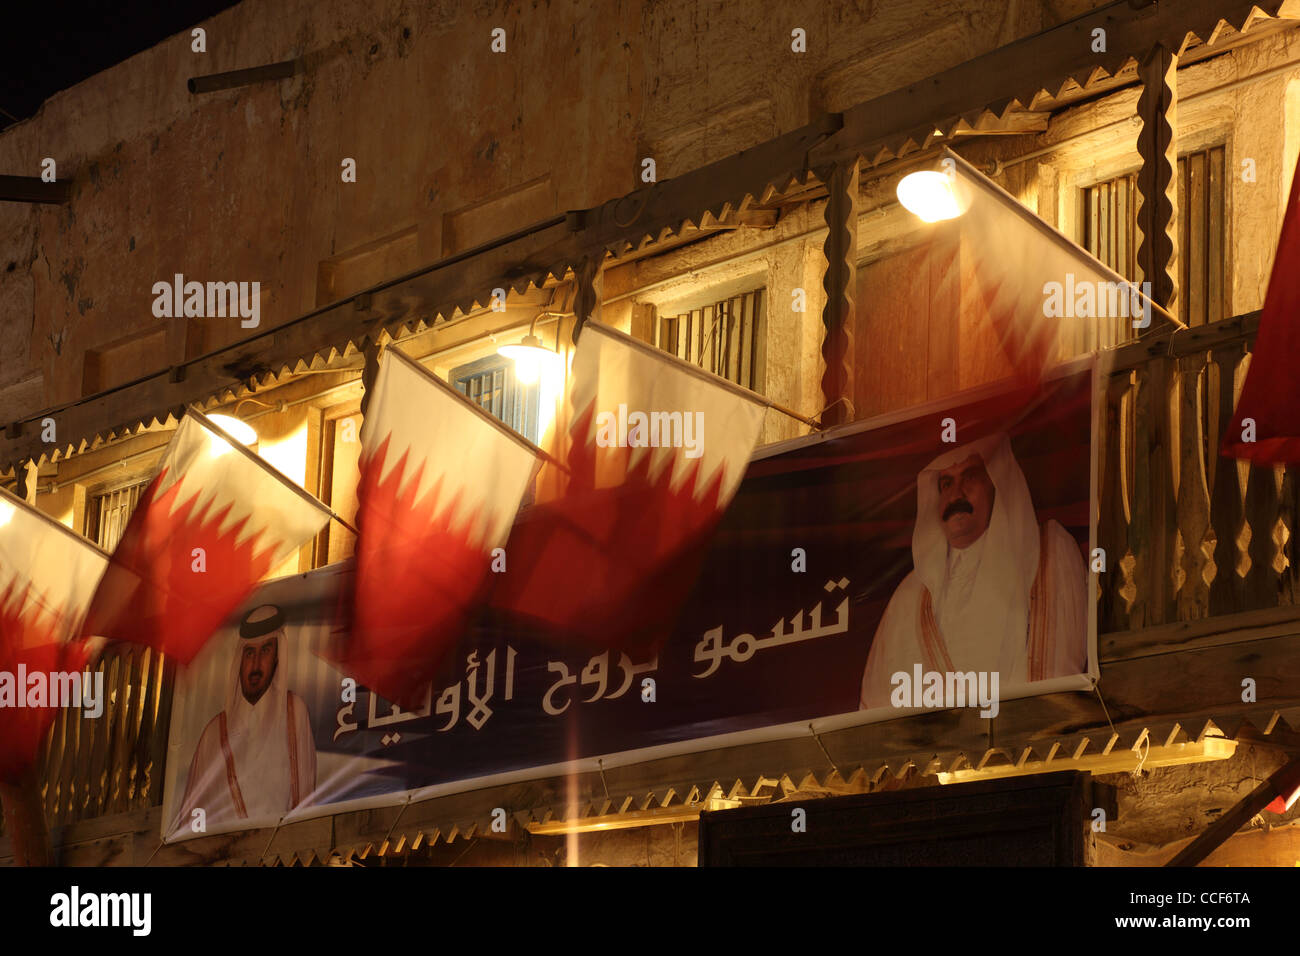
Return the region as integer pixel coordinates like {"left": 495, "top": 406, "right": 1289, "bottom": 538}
{"left": 657, "top": 287, "right": 766, "bottom": 393}
{"left": 1176, "top": 144, "right": 1227, "bottom": 327}
{"left": 1081, "top": 171, "right": 1139, "bottom": 282}
{"left": 318, "top": 408, "right": 362, "bottom": 565}
{"left": 1080, "top": 144, "right": 1227, "bottom": 328}
{"left": 450, "top": 354, "right": 541, "bottom": 443}
{"left": 86, "top": 478, "right": 150, "bottom": 551}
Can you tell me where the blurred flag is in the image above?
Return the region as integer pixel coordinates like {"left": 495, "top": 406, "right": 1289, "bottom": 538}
{"left": 81, "top": 410, "right": 331, "bottom": 664}
{"left": 921, "top": 147, "right": 1161, "bottom": 386}
{"left": 492, "top": 320, "right": 766, "bottom": 652}
{"left": 1221, "top": 153, "right": 1300, "bottom": 462}
{"left": 0, "top": 489, "right": 108, "bottom": 782}
{"left": 331, "top": 348, "right": 540, "bottom": 709}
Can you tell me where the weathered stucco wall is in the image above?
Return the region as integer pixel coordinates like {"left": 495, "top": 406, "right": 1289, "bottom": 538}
{"left": 0, "top": 0, "right": 1109, "bottom": 425}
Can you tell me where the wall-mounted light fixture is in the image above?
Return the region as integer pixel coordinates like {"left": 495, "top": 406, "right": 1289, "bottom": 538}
{"left": 498, "top": 313, "right": 563, "bottom": 385}
{"left": 207, "top": 414, "right": 258, "bottom": 447}
{"left": 896, "top": 169, "right": 963, "bottom": 223}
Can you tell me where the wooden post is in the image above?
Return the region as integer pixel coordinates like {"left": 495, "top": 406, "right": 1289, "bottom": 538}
{"left": 571, "top": 256, "right": 599, "bottom": 344}
{"left": 1130, "top": 46, "right": 1180, "bottom": 626}
{"left": 1136, "top": 43, "right": 1179, "bottom": 318}
{"left": 0, "top": 766, "right": 53, "bottom": 866}
{"left": 1166, "top": 754, "right": 1300, "bottom": 867}
{"left": 358, "top": 337, "right": 382, "bottom": 420}
{"left": 818, "top": 160, "right": 859, "bottom": 428}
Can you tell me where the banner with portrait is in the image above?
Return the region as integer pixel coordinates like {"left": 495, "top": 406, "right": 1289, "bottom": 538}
{"left": 161, "top": 360, "right": 1097, "bottom": 842}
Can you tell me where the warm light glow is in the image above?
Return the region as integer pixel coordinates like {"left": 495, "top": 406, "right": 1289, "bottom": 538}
{"left": 896, "top": 170, "right": 962, "bottom": 223}
{"left": 259, "top": 421, "right": 310, "bottom": 580}
{"left": 0, "top": 498, "right": 14, "bottom": 528}
{"left": 499, "top": 334, "right": 561, "bottom": 386}
{"left": 207, "top": 414, "right": 258, "bottom": 447}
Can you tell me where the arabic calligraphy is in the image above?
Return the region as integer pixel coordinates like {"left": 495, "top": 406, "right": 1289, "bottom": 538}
{"left": 333, "top": 644, "right": 518, "bottom": 741}
{"left": 692, "top": 577, "right": 851, "bottom": 678}
{"left": 543, "top": 651, "right": 659, "bottom": 716}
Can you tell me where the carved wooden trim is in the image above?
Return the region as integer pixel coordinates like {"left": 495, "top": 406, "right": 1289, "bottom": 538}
{"left": 1136, "top": 44, "right": 1180, "bottom": 315}
{"left": 817, "top": 160, "right": 859, "bottom": 428}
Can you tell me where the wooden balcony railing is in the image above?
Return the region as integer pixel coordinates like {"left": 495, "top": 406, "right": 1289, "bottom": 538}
{"left": 1096, "top": 310, "right": 1297, "bottom": 632}
{"left": 36, "top": 645, "right": 173, "bottom": 830}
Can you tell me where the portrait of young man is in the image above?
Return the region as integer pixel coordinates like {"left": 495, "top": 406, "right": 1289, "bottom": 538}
{"left": 172, "top": 604, "right": 317, "bottom": 831}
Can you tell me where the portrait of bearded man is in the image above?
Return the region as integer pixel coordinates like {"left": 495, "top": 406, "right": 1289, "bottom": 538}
{"left": 172, "top": 604, "right": 316, "bottom": 831}
{"left": 860, "top": 432, "right": 1087, "bottom": 710}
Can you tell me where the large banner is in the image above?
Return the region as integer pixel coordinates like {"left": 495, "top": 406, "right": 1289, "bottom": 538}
{"left": 161, "top": 363, "right": 1097, "bottom": 842}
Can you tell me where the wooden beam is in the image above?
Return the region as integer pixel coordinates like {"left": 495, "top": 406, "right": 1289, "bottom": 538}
{"left": 808, "top": 0, "right": 1293, "bottom": 169}
{"left": 1102, "top": 603, "right": 1300, "bottom": 662}
{"left": 187, "top": 59, "right": 302, "bottom": 95}
{"left": 818, "top": 160, "right": 859, "bottom": 428}
{"left": 1166, "top": 754, "right": 1300, "bottom": 866}
{"left": 948, "top": 111, "right": 1051, "bottom": 136}
{"left": 0, "top": 174, "right": 71, "bottom": 205}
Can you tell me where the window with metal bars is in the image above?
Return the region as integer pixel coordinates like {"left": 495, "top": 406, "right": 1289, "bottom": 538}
{"left": 86, "top": 478, "right": 150, "bottom": 551}
{"left": 449, "top": 354, "right": 541, "bottom": 443}
{"left": 1081, "top": 170, "right": 1140, "bottom": 283}
{"left": 1080, "top": 144, "right": 1227, "bottom": 327}
{"left": 1176, "top": 144, "right": 1228, "bottom": 327}
{"left": 657, "top": 287, "right": 766, "bottom": 393}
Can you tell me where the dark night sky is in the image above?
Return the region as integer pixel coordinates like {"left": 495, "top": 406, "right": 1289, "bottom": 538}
{"left": 1, "top": 1, "right": 242, "bottom": 129}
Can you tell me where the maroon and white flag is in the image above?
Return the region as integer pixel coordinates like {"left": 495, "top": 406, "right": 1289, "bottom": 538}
{"left": 1221, "top": 152, "right": 1300, "bottom": 464}
{"left": 492, "top": 320, "right": 766, "bottom": 652}
{"left": 922, "top": 147, "right": 1157, "bottom": 386}
{"left": 0, "top": 489, "right": 108, "bottom": 781}
{"left": 81, "top": 410, "right": 332, "bottom": 664}
{"left": 331, "top": 348, "right": 540, "bottom": 709}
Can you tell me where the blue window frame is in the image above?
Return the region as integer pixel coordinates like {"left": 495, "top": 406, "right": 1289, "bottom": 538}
{"left": 449, "top": 353, "right": 541, "bottom": 444}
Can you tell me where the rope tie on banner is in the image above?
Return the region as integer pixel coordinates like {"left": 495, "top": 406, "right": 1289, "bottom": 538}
{"left": 809, "top": 723, "right": 842, "bottom": 780}
{"left": 143, "top": 839, "right": 165, "bottom": 866}
{"left": 812, "top": 397, "right": 855, "bottom": 429}
{"left": 259, "top": 814, "right": 287, "bottom": 865}
{"left": 598, "top": 758, "right": 611, "bottom": 803}
{"left": 1133, "top": 732, "right": 1151, "bottom": 778}
{"left": 377, "top": 794, "right": 414, "bottom": 855}
{"left": 1091, "top": 677, "right": 1118, "bottom": 737}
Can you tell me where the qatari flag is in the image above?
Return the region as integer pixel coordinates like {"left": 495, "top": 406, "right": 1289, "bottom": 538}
{"left": 0, "top": 489, "right": 108, "bottom": 782}
{"left": 331, "top": 348, "right": 540, "bottom": 709}
{"left": 81, "top": 410, "right": 331, "bottom": 664}
{"left": 923, "top": 147, "right": 1160, "bottom": 386}
{"left": 492, "top": 320, "right": 766, "bottom": 653}
{"left": 1221, "top": 154, "right": 1300, "bottom": 463}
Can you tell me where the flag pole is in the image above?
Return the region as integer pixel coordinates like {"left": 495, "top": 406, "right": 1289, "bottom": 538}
{"left": 188, "top": 407, "right": 337, "bottom": 520}
{"left": 383, "top": 346, "right": 571, "bottom": 473}
{"left": 331, "top": 513, "right": 360, "bottom": 536}
{"left": 941, "top": 147, "right": 1189, "bottom": 334}
{"left": 583, "top": 321, "right": 828, "bottom": 431}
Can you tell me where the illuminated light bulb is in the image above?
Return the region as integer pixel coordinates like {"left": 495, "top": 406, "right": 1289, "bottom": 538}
{"left": 499, "top": 334, "right": 560, "bottom": 386}
{"left": 0, "top": 498, "right": 14, "bottom": 527}
{"left": 207, "top": 414, "right": 258, "bottom": 446}
{"left": 896, "top": 170, "right": 963, "bottom": 223}
{"left": 205, "top": 414, "right": 257, "bottom": 459}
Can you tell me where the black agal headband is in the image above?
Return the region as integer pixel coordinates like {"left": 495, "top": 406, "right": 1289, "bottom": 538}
{"left": 239, "top": 604, "right": 284, "bottom": 640}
